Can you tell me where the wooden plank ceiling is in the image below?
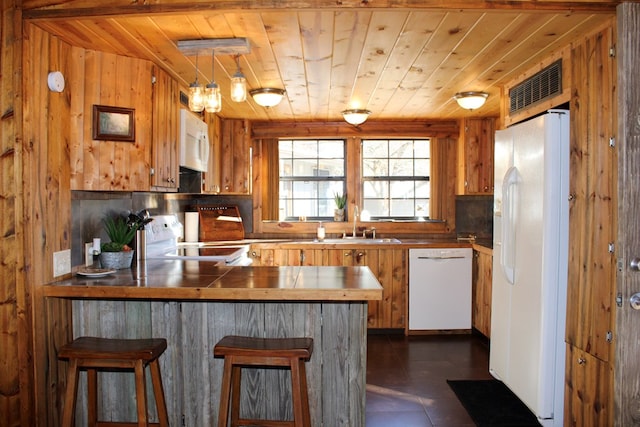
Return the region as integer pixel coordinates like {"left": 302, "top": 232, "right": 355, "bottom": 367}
{"left": 27, "top": 3, "right": 616, "bottom": 121}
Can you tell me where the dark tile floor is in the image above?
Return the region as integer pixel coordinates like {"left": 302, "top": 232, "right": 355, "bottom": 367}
{"left": 366, "top": 332, "right": 493, "bottom": 427}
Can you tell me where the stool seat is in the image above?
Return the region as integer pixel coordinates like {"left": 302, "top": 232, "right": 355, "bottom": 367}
{"left": 214, "top": 335, "right": 313, "bottom": 427}
{"left": 59, "top": 336, "right": 169, "bottom": 427}
{"left": 214, "top": 335, "right": 313, "bottom": 360}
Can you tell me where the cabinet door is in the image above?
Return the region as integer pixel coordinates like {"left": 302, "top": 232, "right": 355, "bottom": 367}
{"left": 151, "top": 66, "right": 179, "bottom": 189}
{"left": 472, "top": 249, "right": 492, "bottom": 338}
{"left": 564, "top": 344, "right": 612, "bottom": 427}
{"left": 457, "top": 118, "right": 495, "bottom": 194}
{"left": 365, "top": 249, "right": 406, "bottom": 329}
{"left": 218, "top": 118, "right": 251, "bottom": 194}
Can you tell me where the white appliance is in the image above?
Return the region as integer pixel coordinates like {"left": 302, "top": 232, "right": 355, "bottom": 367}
{"left": 144, "top": 215, "right": 250, "bottom": 265}
{"left": 409, "top": 248, "right": 472, "bottom": 330}
{"left": 490, "top": 110, "right": 569, "bottom": 426}
{"left": 180, "top": 109, "right": 210, "bottom": 172}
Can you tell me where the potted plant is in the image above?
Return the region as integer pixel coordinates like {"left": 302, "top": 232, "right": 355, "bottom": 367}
{"left": 334, "top": 192, "right": 346, "bottom": 221}
{"left": 99, "top": 211, "right": 152, "bottom": 269}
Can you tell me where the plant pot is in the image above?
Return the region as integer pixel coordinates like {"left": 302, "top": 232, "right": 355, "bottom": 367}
{"left": 334, "top": 208, "right": 345, "bottom": 222}
{"left": 99, "top": 251, "right": 135, "bottom": 270}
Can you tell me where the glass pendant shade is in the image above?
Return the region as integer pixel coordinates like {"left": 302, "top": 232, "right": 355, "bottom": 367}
{"left": 189, "top": 82, "right": 205, "bottom": 112}
{"left": 230, "top": 55, "right": 247, "bottom": 102}
{"left": 204, "top": 82, "right": 222, "bottom": 113}
{"left": 230, "top": 71, "right": 247, "bottom": 103}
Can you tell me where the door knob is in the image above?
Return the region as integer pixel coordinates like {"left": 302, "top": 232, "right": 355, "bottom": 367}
{"left": 630, "top": 258, "right": 640, "bottom": 271}
{"left": 630, "top": 293, "right": 640, "bottom": 310}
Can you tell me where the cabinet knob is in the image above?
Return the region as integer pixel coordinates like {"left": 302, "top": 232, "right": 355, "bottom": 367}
{"left": 577, "top": 357, "right": 586, "bottom": 365}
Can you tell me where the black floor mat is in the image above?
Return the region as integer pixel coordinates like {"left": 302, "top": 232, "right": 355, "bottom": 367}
{"left": 447, "top": 379, "right": 541, "bottom": 427}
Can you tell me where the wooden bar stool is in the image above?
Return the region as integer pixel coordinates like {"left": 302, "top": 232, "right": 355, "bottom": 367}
{"left": 58, "top": 336, "right": 170, "bottom": 427}
{"left": 214, "top": 335, "right": 314, "bottom": 427}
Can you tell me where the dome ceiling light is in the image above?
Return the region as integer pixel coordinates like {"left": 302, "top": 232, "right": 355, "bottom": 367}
{"left": 341, "top": 109, "right": 371, "bottom": 126}
{"left": 250, "top": 88, "right": 286, "bottom": 108}
{"left": 454, "top": 91, "right": 489, "bottom": 110}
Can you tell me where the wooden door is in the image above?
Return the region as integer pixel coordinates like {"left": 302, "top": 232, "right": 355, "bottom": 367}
{"left": 615, "top": 4, "right": 640, "bottom": 426}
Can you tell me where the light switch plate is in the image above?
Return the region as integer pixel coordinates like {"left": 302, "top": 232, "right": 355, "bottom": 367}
{"left": 53, "top": 249, "right": 71, "bottom": 277}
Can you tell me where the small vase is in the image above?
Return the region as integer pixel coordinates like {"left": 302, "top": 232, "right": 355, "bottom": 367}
{"left": 99, "top": 251, "right": 135, "bottom": 270}
{"left": 334, "top": 208, "right": 345, "bottom": 222}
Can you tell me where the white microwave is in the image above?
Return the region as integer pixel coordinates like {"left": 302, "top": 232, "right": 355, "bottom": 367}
{"left": 179, "top": 109, "right": 210, "bottom": 172}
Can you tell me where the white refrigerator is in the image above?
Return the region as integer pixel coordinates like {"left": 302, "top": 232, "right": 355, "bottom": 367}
{"left": 490, "top": 110, "right": 569, "bottom": 427}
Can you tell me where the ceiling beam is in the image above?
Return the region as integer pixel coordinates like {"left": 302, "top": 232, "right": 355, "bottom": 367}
{"left": 22, "top": 0, "right": 620, "bottom": 20}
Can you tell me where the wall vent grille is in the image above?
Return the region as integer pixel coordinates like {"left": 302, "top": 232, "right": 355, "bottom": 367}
{"left": 509, "top": 60, "right": 562, "bottom": 114}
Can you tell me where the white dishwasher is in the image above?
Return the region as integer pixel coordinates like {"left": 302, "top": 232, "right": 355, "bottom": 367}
{"left": 409, "top": 248, "right": 472, "bottom": 331}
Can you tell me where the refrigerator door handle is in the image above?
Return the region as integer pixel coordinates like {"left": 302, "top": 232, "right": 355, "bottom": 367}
{"left": 501, "top": 166, "right": 518, "bottom": 284}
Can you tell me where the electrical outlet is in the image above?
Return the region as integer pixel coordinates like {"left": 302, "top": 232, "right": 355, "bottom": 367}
{"left": 53, "top": 249, "right": 71, "bottom": 277}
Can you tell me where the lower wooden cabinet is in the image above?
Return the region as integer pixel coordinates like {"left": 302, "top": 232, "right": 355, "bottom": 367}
{"left": 564, "top": 344, "right": 612, "bottom": 427}
{"left": 472, "top": 246, "right": 492, "bottom": 337}
{"left": 248, "top": 245, "right": 406, "bottom": 329}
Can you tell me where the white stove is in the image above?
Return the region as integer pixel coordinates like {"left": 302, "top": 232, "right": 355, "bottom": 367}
{"left": 144, "top": 215, "right": 251, "bottom": 265}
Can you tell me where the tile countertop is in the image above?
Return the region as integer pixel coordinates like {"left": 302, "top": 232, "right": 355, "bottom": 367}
{"left": 43, "top": 260, "right": 383, "bottom": 302}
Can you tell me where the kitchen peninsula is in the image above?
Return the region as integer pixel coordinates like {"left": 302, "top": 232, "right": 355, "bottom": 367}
{"left": 44, "top": 261, "right": 382, "bottom": 426}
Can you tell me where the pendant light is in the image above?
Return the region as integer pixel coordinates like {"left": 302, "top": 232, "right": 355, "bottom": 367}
{"left": 230, "top": 54, "right": 247, "bottom": 103}
{"left": 204, "top": 51, "right": 222, "bottom": 113}
{"left": 188, "top": 54, "right": 205, "bottom": 112}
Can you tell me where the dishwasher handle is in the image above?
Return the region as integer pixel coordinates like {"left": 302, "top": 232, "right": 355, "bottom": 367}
{"left": 415, "top": 256, "right": 468, "bottom": 260}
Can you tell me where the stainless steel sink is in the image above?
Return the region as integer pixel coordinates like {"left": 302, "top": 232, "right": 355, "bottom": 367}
{"left": 313, "top": 237, "right": 401, "bottom": 244}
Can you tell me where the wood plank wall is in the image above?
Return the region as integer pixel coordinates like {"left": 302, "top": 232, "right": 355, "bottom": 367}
{"left": 1, "top": 1, "right": 24, "bottom": 425}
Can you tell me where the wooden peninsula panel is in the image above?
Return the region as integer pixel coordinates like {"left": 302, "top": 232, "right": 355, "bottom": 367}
{"left": 44, "top": 262, "right": 382, "bottom": 426}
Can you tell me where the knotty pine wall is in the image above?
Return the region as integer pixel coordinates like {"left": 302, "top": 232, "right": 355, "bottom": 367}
{"left": 2, "top": 12, "right": 624, "bottom": 427}
{"left": 19, "top": 22, "right": 156, "bottom": 425}
{"left": 1, "top": 1, "right": 25, "bottom": 425}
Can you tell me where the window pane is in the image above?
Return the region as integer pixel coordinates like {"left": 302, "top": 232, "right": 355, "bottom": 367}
{"left": 363, "top": 181, "right": 389, "bottom": 198}
{"left": 318, "top": 158, "right": 344, "bottom": 176}
{"left": 363, "top": 140, "right": 388, "bottom": 157}
{"left": 279, "top": 139, "right": 345, "bottom": 220}
{"left": 362, "top": 139, "right": 430, "bottom": 219}
{"left": 389, "top": 158, "right": 414, "bottom": 176}
{"left": 292, "top": 140, "right": 317, "bottom": 158}
{"left": 389, "top": 140, "right": 414, "bottom": 158}
{"left": 362, "top": 158, "right": 388, "bottom": 177}
{"left": 390, "top": 181, "right": 415, "bottom": 198}
{"left": 414, "top": 159, "right": 430, "bottom": 176}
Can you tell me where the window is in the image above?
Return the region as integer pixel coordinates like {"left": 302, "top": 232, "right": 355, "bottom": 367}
{"left": 279, "top": 139, "right": 345, "bottom": 220}
{"left": 362, "top": 139, "right": 430, "bottom": 219}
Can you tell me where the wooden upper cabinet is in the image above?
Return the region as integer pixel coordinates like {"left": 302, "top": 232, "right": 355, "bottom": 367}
{"left": 457, "top": 118, "right": 495, "bottom": 195}
{"left": 217, "top": 118, "right": 251, "bottom": 194}
{"left": 151, "top": 66, "right": 179, "bottom": 190}
{"left": 70, "top": 52, "right": 153, "bottom": 191}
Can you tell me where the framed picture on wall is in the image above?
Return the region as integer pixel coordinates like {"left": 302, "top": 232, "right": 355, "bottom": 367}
{"left": 92, "top": 105, "right": 135, "bottom": 142}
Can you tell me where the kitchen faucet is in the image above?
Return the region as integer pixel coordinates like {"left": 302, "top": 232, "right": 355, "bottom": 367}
{"left": 352, "top": 205, "right": 359, "bottom": 237}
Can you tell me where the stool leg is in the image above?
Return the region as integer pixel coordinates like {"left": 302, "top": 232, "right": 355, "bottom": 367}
{"left": 149, "top": 359, "right": 170, "bottom": 427}
{"left": 230, "top": 365, "right": 242, "bottom": 427}
{"left": 87, "top": 368, "right": 98, "bottom": 426}
{"left": 290, "top": 359, "right": 311, "bottom": 427}
{"left": 217, "top": 357, "right": 234, "bottom": 427}
{"left": 133, "top": 360, "right": 149, "bottom": 427}
{"left": 61, "top": 358, "right": 80, "bottom": 427}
